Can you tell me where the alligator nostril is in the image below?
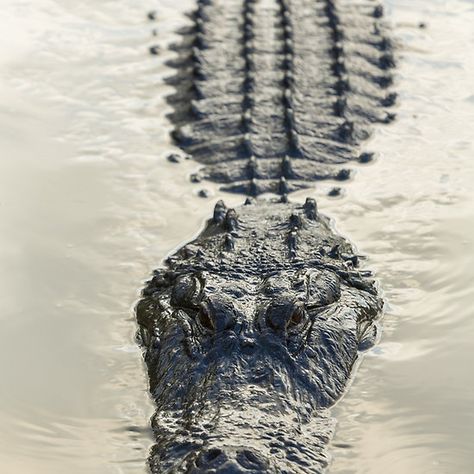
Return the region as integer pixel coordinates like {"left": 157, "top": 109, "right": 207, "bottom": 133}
{"left": 206, "top": 448, "right": 223, "bottom": 461}
{"left": 236, "top": 449, "right": 269, "bottom": 470}
{"left": 196, "top": 448, "right": 225, "bottom": 467}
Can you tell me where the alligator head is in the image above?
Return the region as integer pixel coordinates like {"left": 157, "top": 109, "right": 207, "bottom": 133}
{"left": 137, "top": 198, "right": 381, "bottom": 473}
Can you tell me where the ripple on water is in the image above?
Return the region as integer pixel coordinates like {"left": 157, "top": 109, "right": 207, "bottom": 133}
{"left": 0, "top": 0, "right": 474, "bottom": 473}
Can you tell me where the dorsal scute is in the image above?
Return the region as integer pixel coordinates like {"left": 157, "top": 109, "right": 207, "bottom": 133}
{"left": 165, "top": 0, "right": 396, "bottom": 196}
{"left": 170, "top": 198, "right": 358, "bottom": 279}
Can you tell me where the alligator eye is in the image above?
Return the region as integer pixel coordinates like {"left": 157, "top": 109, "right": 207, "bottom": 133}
{"left": 288, "top": 307, "right": 304, "bottom": 328}
{"left": 265, "top": 301, "right": 306, "bottom": 332}
{"left": 198, "top": 306, "right": 214, "bottom": 331}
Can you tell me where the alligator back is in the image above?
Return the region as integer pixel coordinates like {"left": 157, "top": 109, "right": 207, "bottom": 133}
{"left": 167, "top": 0, "right": 396, "bottom": 195}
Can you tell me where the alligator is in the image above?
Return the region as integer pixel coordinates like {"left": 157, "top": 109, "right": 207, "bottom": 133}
{"left": 137, "top": 197, "right": 381, "bottom": 472}
{"left": 138, "top": 0, "right": 395, "bottom": 471}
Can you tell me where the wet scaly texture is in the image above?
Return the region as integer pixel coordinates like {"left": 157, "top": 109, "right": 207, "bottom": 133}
{"left": 137, "top": 198, "right": 381, "bottom": 472}
{"left": 167, "top": 0, "right": 396, "bottom": 195}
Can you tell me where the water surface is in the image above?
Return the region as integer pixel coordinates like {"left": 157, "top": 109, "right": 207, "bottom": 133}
{"left": 0, "top": 0, "right": 473, "bottom": 473}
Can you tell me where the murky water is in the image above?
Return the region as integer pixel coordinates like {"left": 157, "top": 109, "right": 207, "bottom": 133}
{"left": 327, "top": 1, "right": 474, "bottom": 472}
{"left": 0, "top": 0, "right": 472, "bottom": 472}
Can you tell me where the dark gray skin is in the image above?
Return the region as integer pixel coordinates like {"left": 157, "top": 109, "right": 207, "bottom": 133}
{"left": 137, "top": 198, "right": 381, "bottom": 473}
{"left": 165, "top": 0, "right": 395, "bottom": 195}
{"left": 140, "top": 0, "right": 396, "bottom": 469}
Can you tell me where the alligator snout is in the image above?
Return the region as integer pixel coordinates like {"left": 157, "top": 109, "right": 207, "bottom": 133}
{"left": 189, "top": 446, "right": 273, "bottom": 473}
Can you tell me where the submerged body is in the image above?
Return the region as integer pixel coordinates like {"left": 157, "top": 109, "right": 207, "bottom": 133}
{"left": 137, "top": 198, "right": 381, "bottom": 472}
{"left": 140, "top": 0, "right": 395, "bottom": 470}
{"left": 167, "top": 0, "right": 395, "bottom": 195}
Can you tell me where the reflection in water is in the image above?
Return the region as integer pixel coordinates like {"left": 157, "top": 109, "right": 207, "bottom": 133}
{"left": 0, "top": 0, "right": 473, "bottom": 473}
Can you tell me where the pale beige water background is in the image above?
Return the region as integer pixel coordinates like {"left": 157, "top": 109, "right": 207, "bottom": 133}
{"left": 0, "top": 0, "right": 472, "bottom": 473}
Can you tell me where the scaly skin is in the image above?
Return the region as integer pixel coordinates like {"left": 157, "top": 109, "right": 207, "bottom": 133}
{"left": 140, "top": 0, "right": 396, "bottom": 469}
{"left": 166, "top": 0, "right": 395, "bottom": 195}
{"left": 137, "top": 198, "right": 381, "bottom": 472}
